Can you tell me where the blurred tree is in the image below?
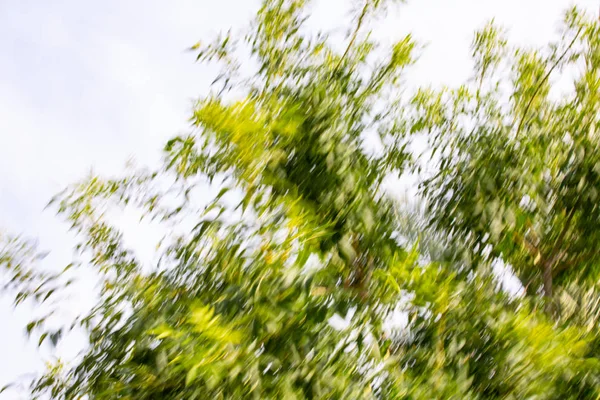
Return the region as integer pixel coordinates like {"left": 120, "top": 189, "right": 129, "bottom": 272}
{"left": 1, "top": 1, "right": 600, "bottom": 399}
{"left": 414, "top": 7, "right": 600, "bottom": 310}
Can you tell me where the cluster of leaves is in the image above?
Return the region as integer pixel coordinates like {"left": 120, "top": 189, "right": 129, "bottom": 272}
{"left": 2, "top": 1, "right": 600, "bottom": 399}
{"left": 409, "top": 5, "right": 600, "bottom": 397}
{"left": 414, "top": 8, "right": 600, "bottom": 303}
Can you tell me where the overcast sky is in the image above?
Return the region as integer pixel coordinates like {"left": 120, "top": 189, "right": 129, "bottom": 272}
{"left": 1, "top": 0, "right": 597, "bottom": 397}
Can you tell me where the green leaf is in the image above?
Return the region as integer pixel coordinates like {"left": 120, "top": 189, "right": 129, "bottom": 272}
{"left": 186, "top": 364, "right": 199, "bottom": 386}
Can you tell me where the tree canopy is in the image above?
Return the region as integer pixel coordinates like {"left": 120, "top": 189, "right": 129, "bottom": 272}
{"left": 2, "top": 0, "right": 600, "bottom": 399}
{"left": 415, "top": 6, "right": 600, "bottom": 307}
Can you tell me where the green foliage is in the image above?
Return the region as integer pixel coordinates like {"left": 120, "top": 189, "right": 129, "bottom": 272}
{"left": 1, "top": 1, "right": 600, "bottom": 399}
{"left": 415, "top": 7, "right": 600, "bottom": 302}
{"left": 0, "top": 233, "right": 66, "bottom": 308}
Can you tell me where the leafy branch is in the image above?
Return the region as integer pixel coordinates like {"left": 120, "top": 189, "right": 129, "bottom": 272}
{"left": 514, "top": 26, "right": 583, "bottom": 137}
{"left": 330, "top": 0, "right": 370, "bottom": 79}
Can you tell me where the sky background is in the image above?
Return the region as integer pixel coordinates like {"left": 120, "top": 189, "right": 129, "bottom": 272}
{"left": 0, "top": 0, "right": 598, "bottom": 397}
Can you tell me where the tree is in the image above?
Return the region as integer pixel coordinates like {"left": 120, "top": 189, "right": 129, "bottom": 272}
{"left": 2, "top": 1, "right": 600, "bottom": 399}
{"left": 414, "top": 7, "right": 600, "bottom": 309}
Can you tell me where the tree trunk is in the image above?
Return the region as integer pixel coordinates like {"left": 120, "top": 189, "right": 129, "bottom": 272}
{"left": 542, "top": 260, "right": 555, "bottom": 314}
{"left": 542, "top": 261, "right": 553, "bottom": 298}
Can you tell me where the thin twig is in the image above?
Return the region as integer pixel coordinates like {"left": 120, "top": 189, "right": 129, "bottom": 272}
{"left": 331, "top": 1, "right": 370, "bottom": 79}
{"left": 514, "top": 26, "right": 583, "bottom": 138}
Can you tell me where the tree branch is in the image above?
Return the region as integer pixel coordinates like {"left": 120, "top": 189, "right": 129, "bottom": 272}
{"left": 514, "top": 26, "right": 583, "bottom": 138}
{"left": 331, "top": 1, "right": 370, "bottom": 79}
{"left": 552, "top": 249, "right": 588, "bottom": 278}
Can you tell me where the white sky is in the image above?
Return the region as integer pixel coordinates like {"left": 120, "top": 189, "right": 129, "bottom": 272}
{"left": 1, "top": 0, "right": 597, "bottom": 397}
